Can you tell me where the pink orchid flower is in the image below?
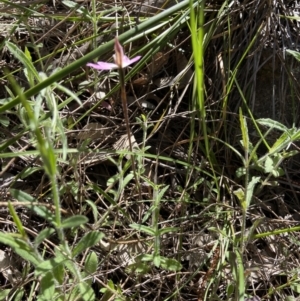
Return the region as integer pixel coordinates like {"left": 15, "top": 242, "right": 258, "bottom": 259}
{"left": 87, "top": 38, "right": 141, "bottom": 70}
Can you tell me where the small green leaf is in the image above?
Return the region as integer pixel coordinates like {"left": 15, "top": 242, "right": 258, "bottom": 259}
{"left": 120, "top": 173, "right": 134, "bottom": 191}
{"left": 245, "top": 218, "right": 265, "bottom": 243}
{"left": 228, "top": 252, "right": 237, "bottom": 289}
{"left": 160, "top": 257, "right": 182, "bottom": 271}
{"left": 85, "top": 251, "right": 98, "bottom": 275}
{"left": 233, "top": 188, "right": 245, "bottom": 210}
{"left": 10, "top": 189, "right": 55, "bottom": 224}
{"left": 239, "top": 108, "right": 249, "bottom": 151}
{"left": 287, "top": 49, "right": 300, "bottom": 62}
{"left": 63, "top": 259, "right": 79, "bottom": 280}
{"left": 0, "top": 232, "right": 40, "bottom": 266}
{"left": 291, "top": 283, "right": 300, "bottom": 294}
{"left": 248, "top": 141, "right": 258, "bottom": 163}
{"left": 38, "top": 272, "right": 55, "bottom": 301}
{"left": 269, "top": 131, "right": 291, "bottom": 154}
{"left": 54, "top": 245, "right": 78, "bottom": 278}
{"left": 79, "top": 282, "right": 95, "bottom": 301}
{"left": 226, "top": 283, "right": 234, "bottom": 297}
{"left": 245, "top": 176, "right": 260, "bottom": 208}
{"left": 62, "top": 0, "right": 78, "bottom": 8}
{"left": 235, "top": 250, "right": 245, "bottom": 301}
{"left": 271, "top": 166, "right": 284, "bottom": 177}
{"left": 256, "top": 118, "right": 288, "bottom": 132}
{"left": 107, "top": 174, "right": 119, "bottom": 187}
{"left": 157, "top": 185, "right": 170, "bottom": 202}
{"left": 53, "top": 262, "right": 65, "bottom": 285}
{"left": 0, "top": 115, "right": 10, "bottom": 127}
{"left": 130, "top": 224, "right": 155, "bottom": 236}
{"left": 35, "top": 257, "right": 66, "bottom": 277}
{"left": 20, "top": 167, "right": 43, "bottom": 179}
{"left": 126, "top": 261, "right": 151, "bottom": 274}
{"left": 264, "top": 156, "right": 274, "bottom": 173}
{"left": 30, "top": 205, "right": 56, "bottom": 224}
{"left": 34, "top": 228, "right": 55, "bottom": 247}
{"left": 0, "top": 289, "right": 11, "bottom": 299}
{"left": 8, "top": 201, "right": 26, "bottom": 238}
{"left": 69, "top": 286, "right": 80, "bottom": 301}
{"left": 140, "top": 254, "right": 154, "bottom": 262}
{"left": 286, "top": 296, "right": 296, "bottom": 301}
{"left": 100, "top": 280, "right": 115, "bottom": 300}
{"left": 282, "top": 150, "right": 298, "bottom": 159}
{"left": 141, "top": 205, "right": 154, "bottom": 223}
{"left": 12, "top": 288, "right": 24, "bottom": 301}
{"left": 153, "top": 254, "right": 161, "bottom": 267}
{"left": 10, "top": 189, "right": 35, "bottom": 202}
{"left": 159, "top": 227, "right": 178, "bottom": 235}
{"left": 83, "top": 251, "right": 98, "bottom": 285}
{"left": 24, "top": 48, "right": 34, "bottom": 86}
{"left": 60, "top": 215, "right": 88, "bottom": 229}
{"left": 85, "top": 200, "right": 98, "bottom": 223}
{"left": 72, "top": 231, "right": 105, "bottom": 257}
{"left": 107, "top": 279, "right": 115, "bottom": 290}
{"left": 5, "top": 42, "right": 40, "bottom": 83}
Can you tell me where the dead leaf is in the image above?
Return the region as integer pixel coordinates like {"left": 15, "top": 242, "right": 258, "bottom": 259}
{"left": 0, "top": 250, "right": 22, "bottom": 284}
{"left": 78, "top": 123, "right": 110, "bottom": 141}
{"left": 148, "top": 51, "right": 170, "bottom": 78}
{"left": 176, "top": 51, "right": 194, "bottom": 88}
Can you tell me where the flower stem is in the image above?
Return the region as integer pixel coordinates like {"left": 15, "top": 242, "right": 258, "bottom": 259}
{"left": 118, "top": 68, "right": 142, "bottom": 201}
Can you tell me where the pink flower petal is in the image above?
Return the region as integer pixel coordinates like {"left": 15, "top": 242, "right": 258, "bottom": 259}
{"left": 114, "top": 38, "right": 124, "bottom": 68}
{"left": 113, "top": 54, "right": 140, "bottom": 68}
{"left": 122, "top": 55, "right": 141, "bottom": 68}
{"left": 87, "top": 38, "right": 141, "bottom": 71}
{"left": 87, "top": 62, "right": 118, "bottom": 70}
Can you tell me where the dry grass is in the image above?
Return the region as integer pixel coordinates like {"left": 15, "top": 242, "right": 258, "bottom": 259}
{"left": 1, "top": 0, "right": 300, "bottom": 300}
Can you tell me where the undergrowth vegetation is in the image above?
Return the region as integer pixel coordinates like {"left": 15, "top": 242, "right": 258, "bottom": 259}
{"left": 1, "top": 0, "right": 300, "bottom": 300}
